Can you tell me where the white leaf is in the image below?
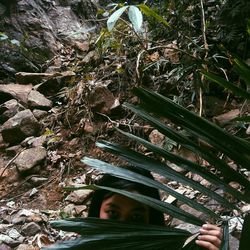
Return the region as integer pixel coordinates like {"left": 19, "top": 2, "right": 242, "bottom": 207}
{"left": 128, "top": 5, "right": 143, "bottom": 32}
{"left": 107, "top": 6, "right": 128, "bottom": 32}
{"left": 10, "top": 39, "right": 20, "bottom": 46}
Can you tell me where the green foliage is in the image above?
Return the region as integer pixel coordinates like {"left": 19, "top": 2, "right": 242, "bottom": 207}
{"left": 46, "top": 88, "right": 250, "bottom": 249}
{"left": 43, "top": 218, "right": 191, "bottom": 250}
{"left": 45, "top": 1, "right": 250, "bottom": 249}
{"left": 138, "top": 4, "right": 169, "bottom": 27}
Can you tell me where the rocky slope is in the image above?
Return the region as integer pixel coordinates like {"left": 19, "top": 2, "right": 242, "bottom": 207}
{"left": 0, "top": 1, "right": 248, "bottom": 249}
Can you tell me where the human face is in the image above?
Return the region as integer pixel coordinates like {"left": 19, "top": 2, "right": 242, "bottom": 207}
{"left": 99, "top": 194, "right": 150, "bottom": 224}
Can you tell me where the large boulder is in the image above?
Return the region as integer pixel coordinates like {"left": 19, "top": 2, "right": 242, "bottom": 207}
{"left": 13, "top": 147, "right": 47, "bottom": 173}
{"left": 0, "top": 99, "right": 25, "bottom": 124}
{"left": 0, "top": 84, "right": 33, "bottom": 105}
{"left": 1, "top": 109, "right": 40, "bottom": 144}
{"left": 0, "top": 0, "right": 98, "bottom": 80}
{"left": 27, "top": 90, "right": 52, "bottom": 110}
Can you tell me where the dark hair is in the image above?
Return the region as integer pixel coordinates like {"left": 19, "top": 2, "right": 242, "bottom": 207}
{"left": 88, "top": 167, "right": 165, "bottom": 226}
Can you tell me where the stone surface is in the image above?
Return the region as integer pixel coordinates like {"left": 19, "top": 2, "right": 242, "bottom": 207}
{"left": 65, "top": 189, "right": 92, "bottom": 204}
{"left": 15, "top": 72, "right": 58, "bottom": 85}
{"left": 0, "top": 99, "right": 25, "bottom": 124}
{"left": 21, "top": 222, "right": 41, "bottom": 236}
{"left": 1, "top": 109, "right": 40, "bottom": 144}
{"left": 246, "top": 124, "right": 250, "bottom": 135}
{"left": 0, "top": 0, "right": 97, "bottom": 79}
{"left": 27, "top": 90, "right": 52, "bottom": 110}
{"left": 88, "top": 86, "right": 118, "bottom": 114}
{"left": 27, "top": 135, "right": 47, "bottom": 147}
{"left": 213, "top": 109, "right": 240, "bottom": 125}
{"left": 29, "top": 177, "right": 48, "bottom": 186}
{"left": 0, "top": 84, "right": 32, "bottom": 105}
{"left": 13, "top": 147, "right": 47, "bottom": 173}
{"left": 16, "top": 244, "right": 38, "bottom": 250}
{"left": 5, "top": 145, "right": 22, "bottom": 157}
{"left": 0, "top": 244, "right": 12, "bottom": 250}
{"left": 149, "top": 129, "right": 165, "bottom": 147}
{"left": 36, "top": 75, "right": 72, "bottom": 96}
{"left": 32, "top": 109, "right": 48, "bottom": 120}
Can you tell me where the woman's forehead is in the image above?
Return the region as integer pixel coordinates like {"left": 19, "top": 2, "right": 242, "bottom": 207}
{"left": 102, "top": 194, "right": 148, "bottom": 209}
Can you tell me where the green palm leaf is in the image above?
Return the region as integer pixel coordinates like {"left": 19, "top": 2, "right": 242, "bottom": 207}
{"left": 107, "top": 129, "right": 250, "bottom": 202}
{"left": 132, "top": 87, "right": 250, "bottom": 164}
{"left": 43, "top": 218, "right": 191, "bottom": 250}
{"left": 96, "top": 139, "right": 249, "bottom": 204}
{"left": 201, "top": 70, "right": 250, "bottom": 99}
{"left": 123, "top": 101, "right": 250, "bottom": 189}
{"left": 82, "top": 157, "right": 219, "bottom": 221}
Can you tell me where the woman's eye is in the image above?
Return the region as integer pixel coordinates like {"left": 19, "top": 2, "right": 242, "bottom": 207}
{"left": 106, "top": 210, "right": 119, "bottom": 220}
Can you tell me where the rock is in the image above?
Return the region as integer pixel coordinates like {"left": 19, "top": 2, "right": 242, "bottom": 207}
{"left": 7, "top": 228, "right": 21, "bottom": 240}
{"left": 88, "top": 86, "right": 119, "bottom": 115}
{"left": 213, "top": 109, "right": 240, "bottom": 125}
{"left": 5, "top": 145, "right": 22, "bottom": 157}
{"left": 74, "top": 41, "right": 89, "bottom": 52}
{"left": 1, "top": 109, "right": 40, "bottom": 144}
{"left": 11, "top": 209, "right": 35, "bottom": 225}
{"left": 173, "top": 147, "right": 199, "bottom": 163}
{"left": 0, "top": 244, "right": 11, "bottom": 250}
{"left": 246, "top": 124, "right": 250, "bottom": 135}
{"left": 149, "top": 129, "right": 165, "bottom": 147}
{"left": 163, "top": 41, "right": 179, "bottom": 64}
{"left": 0, "top": 234, "right": 18, "bottom": 246}
{"left": 32, "top": 109, "right": 48, "bottom": 120}
{"left": 0, "top": 99, "right": 25, "bottom": 124}
{"left": 21, "top": 222, "right": 41, "bottom": 236}
{"left": 229, "top": 235, "right": 239, "bottom": 250}
{"left": 242, "top": 204, "right": 250, "bottom": 213}
{"left": 168, "top": 163, "right": 186, "bottom": 173}
{"left": 74, "top": 205, "right": 87, "bottom": 217}
{"left": 16, "top": 244, "right": 38, "bottom": 250}
{"left": 0, "top": 84, "right": 33, "bottom": 105}
{"left": 62, "top": 204, "right": 77, "bottom": 217}
{"left": 0, "top": 0, "right": 97, "bottom": 78}
{"left": 0, "top": 244, "right": 12, "bottom": 250}
{"left": 15, "top": 72, "right": 59, "bottom": 84}
{"left": 192, "top": 174, "right": 212, "bottom": 188}
{"left": 27, "top": 135, "right": 47, "bottom": 147}
{"left": 27, "top": 90, "right": 52, "bottom": 110}
{"left": 13, "top": 147, "right": 47, "bottom": 173}
{"left": 29, "top": 177, "right": 48, "bottom": 186}
{"left": 0, "top": 133, "right": 8, "bottom": 149}
{"left": 81, "top": 50, "right": 99, "bottom": 64}
{"left": 36, "top": 75, "right": 73, "bottom": 96}
{"left": 65, "top": 189, "right": 92, "bottom": 204}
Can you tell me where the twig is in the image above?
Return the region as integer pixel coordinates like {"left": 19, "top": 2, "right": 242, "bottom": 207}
{"left": 136, "top": 49, "right": 146, "bottom": 80}
{"left": 199, "top": 0, "right": 209, "bottom": 116}
{"left": 200, "top": 0, "right": 208, "bottom": 58}
{"left": 0, "top": 149, "right": 24, "bottom": 178}
{"left": 96, "top": 112, "right": 153, "bottom": 130}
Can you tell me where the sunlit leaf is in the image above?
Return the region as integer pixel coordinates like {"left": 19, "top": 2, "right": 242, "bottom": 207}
{"left": 0, "top": 33, "right": 8, "bottom": 41}
{"left": 128, "top": 5, "right": 143, "bottom": 32}
{"left": 10, "top": 39, "right": 20, "bottom": 46}
{"left": 107, "top": 6, "right": 128, "bottom": 31}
